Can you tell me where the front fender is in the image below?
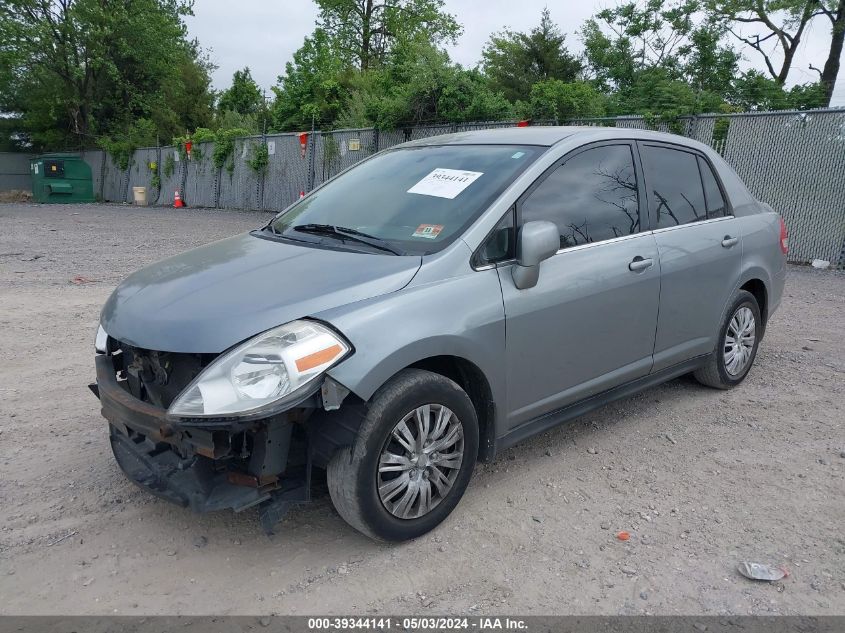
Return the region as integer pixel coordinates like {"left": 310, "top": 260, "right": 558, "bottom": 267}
{"left": 317, "top": 268, "right": 507, "bottom": 427}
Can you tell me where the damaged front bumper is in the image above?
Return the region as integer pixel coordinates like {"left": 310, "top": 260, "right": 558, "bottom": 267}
{"left": 92, "top": 354, "right": 313, "bottom": 533}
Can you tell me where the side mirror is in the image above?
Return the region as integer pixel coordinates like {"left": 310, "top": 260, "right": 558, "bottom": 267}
{"left": 512, "top": 220, "right": 559, "bottom": 289}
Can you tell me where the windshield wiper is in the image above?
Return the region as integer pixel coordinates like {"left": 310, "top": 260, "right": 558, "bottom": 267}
{"left": 257, "top": 223, "right": 317, "bottom": 245}
{"left": 293, "top": 224, "right": 405, "bottom": 255}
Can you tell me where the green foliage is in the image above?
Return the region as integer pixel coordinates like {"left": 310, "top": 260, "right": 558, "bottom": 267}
{"left": 609, "top": 68, "right": 721, "bottom": 118}
{"left": 336, "top": 41, "right": 513, "bottom": 129}
{"left": 213, "top": 128, "right": 251, "bottom": 172}
{"left": 524, "top": 80, "right": 607, "bottom": 121}
{"left": 271, "top": 29, "right": 350, "bottom": 131}
{"left": 164, "top": 153, "right": 176, "bottom": 179}
{"left": 482, "top": 8, "right": 582, "bottom": 102}
{"left": 0, "top": 0, "right": 214, "bottom": 151}
{"left": 322, "top": 134, "right": 341, "bottom": 170}
{"left": 98, "top": 118, "right": 158, "bottom": 170}
{"left": 219, "top": 68, "right": 264, "bottom": 117}
{"left": 173, "top": 128, "right": 215, "bottom": 162}
{"left": 216, "top": 109, "right": 262, "bottom": 134}
{"left": 316, "top": 0, "right": 461, "bottom": 69}
{"left": 150, "top": 160, "right": 162, "bottom": 190}
{"left": 728, "top": 71, "right": 828, "bottom": 110}
{"left": 246, "top": 141, "right": 269, "bottom": 174}
{"left": 581, "top": 0, "right": 740, "bottom": 94}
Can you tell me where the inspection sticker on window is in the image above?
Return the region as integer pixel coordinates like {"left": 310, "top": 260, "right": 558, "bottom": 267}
{"left": 412, "top": 224, "right": 444, "bottom": 239}
{"left": 407, "top": 168, "right": 483, "bottom": 199}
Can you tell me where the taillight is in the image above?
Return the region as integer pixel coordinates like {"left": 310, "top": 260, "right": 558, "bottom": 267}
{"left": 779, "top": 216, "right": 788, "bottom": 255}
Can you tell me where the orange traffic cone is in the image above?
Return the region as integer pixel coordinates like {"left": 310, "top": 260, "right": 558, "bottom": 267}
{"left": 173, "top": 190, "right": 186, "bottom": 208}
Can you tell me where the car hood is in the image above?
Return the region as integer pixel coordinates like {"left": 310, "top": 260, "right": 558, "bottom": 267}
{"left": 101, "top": 232, "right": 422, "bottom": 353}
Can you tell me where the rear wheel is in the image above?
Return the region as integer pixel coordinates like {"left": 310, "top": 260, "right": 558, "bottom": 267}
{"left": 694, "top": 290, "right": 761, "bottom": 389}
{"left": 327, "top": 369, "right": 478, "bottom": 541}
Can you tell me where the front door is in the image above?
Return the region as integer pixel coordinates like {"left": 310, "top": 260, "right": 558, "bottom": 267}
{"left": 496, "top": 143, "right": 661, "bottom": 430}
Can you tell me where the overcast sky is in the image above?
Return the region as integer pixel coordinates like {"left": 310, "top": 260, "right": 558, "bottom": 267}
{"left": 185, "top": 0, "right": 844, "bottom": 106}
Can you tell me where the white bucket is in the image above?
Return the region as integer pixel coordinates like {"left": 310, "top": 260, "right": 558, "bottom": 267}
{"left": 132, "top": 186, "right": 147, "bottom": 206}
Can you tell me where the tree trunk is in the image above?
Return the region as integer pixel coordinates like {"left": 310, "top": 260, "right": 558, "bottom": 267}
{"left": 360, "top": 0, "right": 373, "bottom": 70}
{"left": 821, "top": 0, "right": 845, "bottom": 106}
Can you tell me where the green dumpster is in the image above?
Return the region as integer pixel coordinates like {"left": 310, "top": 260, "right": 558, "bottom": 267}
{"left": 30, "top": 154, "right": 95, "bottom": 203}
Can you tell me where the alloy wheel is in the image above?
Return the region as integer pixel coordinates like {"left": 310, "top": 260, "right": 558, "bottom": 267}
{"left": 724, "top": 306, "right": 756, "bottom": 376}
{"left": 377, "top": 404, "right": 464, "bottom": 519}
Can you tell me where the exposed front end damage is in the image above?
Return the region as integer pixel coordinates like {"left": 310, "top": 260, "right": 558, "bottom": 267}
{"left": 91, "top": 341, "right": 355, "bottom": 534}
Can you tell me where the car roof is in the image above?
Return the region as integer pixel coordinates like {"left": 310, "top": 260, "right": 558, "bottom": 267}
{"left": 397, "top": 125, "right": 758, "bottom": 212}
{"left": 400, "top": 125, "right": 700, "bottom": 148}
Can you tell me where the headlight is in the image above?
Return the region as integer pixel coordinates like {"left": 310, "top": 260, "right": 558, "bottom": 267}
{"left": 168, "top": 320, "right": 350, "bottom": 418}
{"left": 95, "top": 324, "right": 108, "bottom": 353}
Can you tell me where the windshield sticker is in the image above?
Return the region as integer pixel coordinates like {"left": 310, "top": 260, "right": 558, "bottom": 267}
{"left": 407, "top": 168, "right": 483, "bottom": 199}
{"left": 412, "top": 224, "right": 444, "bottom": 239}
{"left": 511, "top": 151, "right": 526, "bottom": 159}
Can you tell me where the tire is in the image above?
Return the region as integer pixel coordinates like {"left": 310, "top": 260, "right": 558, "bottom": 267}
{"left": 327, "top": 369, "right": 479, "bottom": 541}
{"left": 694, "top": 289, "right": 762, "bottom": 389}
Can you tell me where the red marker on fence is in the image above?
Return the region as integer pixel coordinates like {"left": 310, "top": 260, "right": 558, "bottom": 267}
{"left": 300, "top": 191, "right": 305, "bottom": 199}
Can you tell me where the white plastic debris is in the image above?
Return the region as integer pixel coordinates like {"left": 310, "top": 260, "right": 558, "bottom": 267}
{"left": 811, "top": 259, "right": 830, "bottom": 269}
{"left": 737, "top": 562, "right": 787, "bottom": 581}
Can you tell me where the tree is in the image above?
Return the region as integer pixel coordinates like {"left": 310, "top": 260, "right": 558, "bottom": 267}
{"left": 814, "top": 0, "right": 845, "bottom": 105}
{"left": 218, "top": 67, "right": 264, "bottom": 117}
{"left": 270, "top": 29, "right": 351, "bottom": 131}
{"left": 316, "top": 0, "right": 461, "bottom": 70}
{"left": 0, "top": 0, "right": 213, "bottom": 150}
{"left": 706, "top": 0, "right": 823, "bottom": 85}
{"left": 338, "top": 41, "right": 513, "bottom": 129}
{"left": 523, "top": 80, "right": 606, "bottom": 121}
{"left": 610, "top": 67, "right": 725, "bottom": 119}
{"left": 481, "top": 8, "right": 582, "bottom": 102}
{"left": 729, "top": 69, "right": 827, "bottom": 109}
{"left": 581, "top": 0, "right": 740, "bottom": 93}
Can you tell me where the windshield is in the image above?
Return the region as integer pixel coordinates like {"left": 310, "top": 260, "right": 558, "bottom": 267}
{"left": 268, "top": 144, "right": 542, "bottom": 255}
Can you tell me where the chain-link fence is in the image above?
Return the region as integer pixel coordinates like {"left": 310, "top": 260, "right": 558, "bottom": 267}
{"left": 88, "top": 108, "right": 844, "bottom": 267}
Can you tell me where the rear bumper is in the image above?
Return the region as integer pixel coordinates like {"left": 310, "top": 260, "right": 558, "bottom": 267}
{"left": 94, "top": 354, "right": 310, "bottom": 523}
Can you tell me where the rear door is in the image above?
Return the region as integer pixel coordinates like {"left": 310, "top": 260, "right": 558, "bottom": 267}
{"left": 496, "top": 142, "right": 661, "bottom": 429}
{"left": 638, "top": 142, "right": 741, "bottom": 371}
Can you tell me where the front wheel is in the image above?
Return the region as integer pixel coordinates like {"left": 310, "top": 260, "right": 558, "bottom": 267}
{"left": 327, "top": 369, "right": 479, "bottom": 541}
{"left": 694, "top": 289, "right": 762, "bottom": 389}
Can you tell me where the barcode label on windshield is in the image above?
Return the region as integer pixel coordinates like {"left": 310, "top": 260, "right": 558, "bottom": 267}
{"left": 407, "top": 168, "right": 483, "bottom": 199}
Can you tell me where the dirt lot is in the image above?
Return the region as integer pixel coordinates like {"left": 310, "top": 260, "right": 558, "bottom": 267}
{"left": 1, "top": 202, "right": 843, "bottom": 616}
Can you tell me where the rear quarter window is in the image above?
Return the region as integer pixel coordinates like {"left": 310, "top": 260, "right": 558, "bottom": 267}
{"left": 698, "top": 156, "right": 727, "bottom": 218}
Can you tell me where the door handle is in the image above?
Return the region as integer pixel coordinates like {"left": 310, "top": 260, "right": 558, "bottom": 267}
{"left": 721, "top": 236, "right": 739, "bottom": 248}
{"left": 628, "top": 256, "right": 654, "bottom": 272}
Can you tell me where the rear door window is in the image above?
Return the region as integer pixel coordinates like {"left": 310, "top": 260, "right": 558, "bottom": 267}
{"left": 640, "top": 145, "right": 707, "bottom": 229}
{"left": 698, "top": 156, "right": 727, "bottom": 218}
{"left": 520, "top": 144, "right": 641, "bottom": 249}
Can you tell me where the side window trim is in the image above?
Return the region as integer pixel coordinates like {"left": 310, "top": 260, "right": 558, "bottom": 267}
{"left": 472, "top": 206, "right": 516, "bottom": 269}
{"left": 514, "top": 140, "right": 647, "bottom": 252}
{"left": 637, "top": 141, "right": 734, "bottom": 230}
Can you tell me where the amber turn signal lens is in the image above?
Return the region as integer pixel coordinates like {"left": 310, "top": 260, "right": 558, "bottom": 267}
{"left": 295, "top": 344, "right": 343, "bottom": 372}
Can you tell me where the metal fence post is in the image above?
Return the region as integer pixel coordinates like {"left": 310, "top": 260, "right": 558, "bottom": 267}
{"left": 122, "top": 160, "right": 131, "bottom": 203}
{"left": 98, "top": 152, "right": 106, "bottom": 201}
{"left": 306, "top": 131, "right": 316, "bottom": 193}
{"left": 258, "top": 134, "right": 266, "bottom": 211}
{"left": 179, "top": 151, "right": 188, "bottom": 205}
{"left": 154, "top": 146, "right": 162, "bottom": 205}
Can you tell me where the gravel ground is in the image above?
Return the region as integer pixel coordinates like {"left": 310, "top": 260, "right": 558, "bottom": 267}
{"left": 1, "top": 202, "right": 843, "bottom": 616}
